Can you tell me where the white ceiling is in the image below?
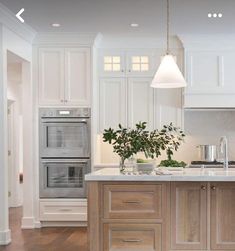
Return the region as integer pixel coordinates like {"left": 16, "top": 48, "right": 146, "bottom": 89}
{"left": 1, "top": 0, "right": 235, "bottom": 35}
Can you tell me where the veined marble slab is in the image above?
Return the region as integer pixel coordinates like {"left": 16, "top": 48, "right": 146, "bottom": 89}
{"left": 85, "top": 167, "right": 235, "bottom": 182}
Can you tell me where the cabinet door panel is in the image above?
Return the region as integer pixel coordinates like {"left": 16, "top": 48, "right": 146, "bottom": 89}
{"left": 154, "top": 89, "right": 183, "bottom": 129}
{"left": 99, "top": 78, "right": 127, "bottom": 131}
{"left": 99, "top": 51, "right": 125, "bottom": 77}
{"left": 103, "top": 223, "right": 162, "bottom": 251}
{"left": 171, "top": 182, "right": 207, "bottom": 250}
{"left": 65, "top": 48, "right": 91, "bottom": 106}
{"left": 126, "top": 52, "right": 155, "bottom": 77}
{"left": 103, "top": 184, "right": 162, "bottom": 219}
{"left": 211, "top": 183, "right": 235, "bottom": 250}
{"left": 39, "top": 48, "right": 64, "bottom": 105}
{"left": 128, "top": 78, "right": 154, "bottom": 129}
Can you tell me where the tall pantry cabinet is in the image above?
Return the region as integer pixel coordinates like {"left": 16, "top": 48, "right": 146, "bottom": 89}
{"left": 36, "top": 44, "right": 91, "bottom": 224}
{"left": 98, "top": 49, "right": 183, "bottom": 132}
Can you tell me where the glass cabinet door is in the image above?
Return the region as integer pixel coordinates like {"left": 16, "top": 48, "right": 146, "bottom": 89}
{"left": 126, "top": 52, "right": 155, "bottom": 76}
{"left": 99, "top": 51, "right": 125, "bottom": 76}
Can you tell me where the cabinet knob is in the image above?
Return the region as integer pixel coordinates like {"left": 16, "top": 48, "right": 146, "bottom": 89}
{"left": 211, "top": 186, "right": 216, "bottom": 190}
{"left": 128, "top": 69, "right": 131, "bottom": 72}
{"left": 65, "top": 100, "right": 68, "bottom": 103}
{"left": 61, "top": 100, "right": 64, "bottom": 103}
{"left": 201, "top": 185, "right": 206, "bottom": 190}
{"left": 121, "top": 69, "right": 124, "bottom": 72}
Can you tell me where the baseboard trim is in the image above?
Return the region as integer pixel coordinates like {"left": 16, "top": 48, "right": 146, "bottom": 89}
{"left": 41, "top": 221, "right": 87, "bottom": 227}
{"left": 34, "top": 221, "right": 42, "bottom": 228}
{"left": 0, "top": 229, "right": 11, "bottom": 245}
{"left": 21, "top": 217, "right": 35, "bottom": 229}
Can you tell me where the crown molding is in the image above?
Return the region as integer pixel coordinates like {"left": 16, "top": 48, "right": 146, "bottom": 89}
{"left": 95, "top": 34, "right": 183, "bottom": 49}
{"left": 33, "top": 32, "right": 98, "bottom": 46}
{"left": 0, "top": 2, "right": 36, "bottom": 44}
{"left": 179, "top": 34, "right": 235, "bottom": 50}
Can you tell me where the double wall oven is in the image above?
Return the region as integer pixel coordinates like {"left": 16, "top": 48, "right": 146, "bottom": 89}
{"left": 39, "top": 108, "right": 91, "bottom": 198}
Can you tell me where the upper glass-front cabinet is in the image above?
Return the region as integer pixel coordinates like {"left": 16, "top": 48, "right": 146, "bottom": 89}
{"left": 131, "top": 56, "right": 150, "bottom": 72}
{"left": 104, "top": 56, "right": 122, "bottom": 72}
{"left": 99, "top": 50, "right": 155, "bottom": 76}
{"left": 99, "top": 51, "right": 125, "bottom": 76}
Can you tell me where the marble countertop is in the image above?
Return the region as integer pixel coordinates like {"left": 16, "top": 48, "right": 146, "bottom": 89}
{"left": 85, "top": 167, "right": 235, "bottom": 181}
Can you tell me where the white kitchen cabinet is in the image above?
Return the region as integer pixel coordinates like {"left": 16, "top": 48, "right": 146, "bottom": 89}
{"left": 99, "top": 51, "right": 125, "bottom": 77}
{"left": 99, "top": 78, "right": 127, "bottom": 131}
{"left": 39, "top": 48, "right": 65, "bottom": 105}
{"left": 99, "top": 77, "right": 155, "bottom": 132}
{"left": 39, "top": 47, "right": 91, "bottom": 106}
{"left": 128, "top": 78, "right": 154, "bottom": 129}
{"left": 98, "top": 50, "right": 184, "bottom": 132}
{"left": 99, "top": 50, "right": 155, "bottom": 77}
{"left": 65, "top": 48, "right": 91, "bottom": 106}
{"left": 126, "top": 52, "right": 155, "bottom": 77}
{"left": 184, "top": 50, "right": 235, "bottom": 108}
{"left": 39, "top": 199, "right": 87, "bottom": 222}
{"left": 154, "top": 88, "right": 183, "bottom": 129}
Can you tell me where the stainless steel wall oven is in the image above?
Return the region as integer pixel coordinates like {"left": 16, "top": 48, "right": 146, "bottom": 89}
{"left": 39, "top": 108, "right": 91, "bottom": 198}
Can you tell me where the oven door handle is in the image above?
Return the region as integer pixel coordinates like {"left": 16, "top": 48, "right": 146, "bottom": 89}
{"left": 41, "top": 118, "right": 88, "bottom": 123}
{"left": 41, "top": 159, "right": 89, "bottom": 164}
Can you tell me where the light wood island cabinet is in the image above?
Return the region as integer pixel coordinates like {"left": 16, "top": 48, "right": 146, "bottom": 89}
{"left": 88, "top": 181, "right": 235, "bottom": 251}
{"left": 210, "top": 182, "right": 235, "bottom": 250}
{"left": 170, "top": 182, "right": 207, "bottom": 250}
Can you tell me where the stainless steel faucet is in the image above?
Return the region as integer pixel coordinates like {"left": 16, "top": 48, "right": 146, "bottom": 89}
{"left": 219, "top": 136, "right": 228, "bottom": 171}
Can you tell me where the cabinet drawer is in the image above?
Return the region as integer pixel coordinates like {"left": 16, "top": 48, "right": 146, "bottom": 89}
{"left": 40, "top": 200, "right": 87, "bottom": 221}
{"left": 103, "top": 223, "right": 161, "bottom": 251}
{"left": 103, "top": 184, "right": 162, "bottom": 219}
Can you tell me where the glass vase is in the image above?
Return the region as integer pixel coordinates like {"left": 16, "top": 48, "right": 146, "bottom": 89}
{"left": 119, "top": 157, "right": 136, "bottom": 173}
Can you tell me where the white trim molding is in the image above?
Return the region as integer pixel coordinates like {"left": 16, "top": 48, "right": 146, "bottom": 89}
{"left": 0, "top": 2, "right": 36, "bottom": 43}
{"left": 96, "top": 35, "right": 183, "bottom": 49}
{"left": 0, "top": 229, "right": 11, "bottom": 245}
{"left": 178, "top": 34, "right": 235, "bottom": 50}
{"left": 33, "top": 32, "right": 98, "bottom": 46}
{"left": 21, "top": 217, "right": 35, "bottom": 229}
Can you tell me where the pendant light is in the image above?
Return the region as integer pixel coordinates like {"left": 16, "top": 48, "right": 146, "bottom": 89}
{"left": 151, "top": 0, "right": 187, "bottom": 88}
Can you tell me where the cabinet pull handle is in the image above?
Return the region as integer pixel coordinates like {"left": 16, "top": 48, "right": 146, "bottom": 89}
{"left": 59, "top": 209, "right": 72, "bottom": 212}
{"left": 201, "top": 185, "right": 206, "bottom": 190}
{"left": 211, "top": 186, "right": 216, "bottom": 190}
{"left": 122, "top": 239, "right": 142, "bottom": 243}
{"left": 123, "top": 200, "right": 141, "bottom": 204}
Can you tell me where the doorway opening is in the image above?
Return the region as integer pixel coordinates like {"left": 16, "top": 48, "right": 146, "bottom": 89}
{"left": 7, "top": 51, "right": 25, "bottom": 232}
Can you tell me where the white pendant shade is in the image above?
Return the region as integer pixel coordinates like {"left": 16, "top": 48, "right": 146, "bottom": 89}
{"left": 151, "top": 54, "right": 187, "bottom": 88}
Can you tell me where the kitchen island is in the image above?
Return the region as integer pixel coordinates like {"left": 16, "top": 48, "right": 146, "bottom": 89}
{"left": 85, "top": 168, "right": 235, "bottom": 251}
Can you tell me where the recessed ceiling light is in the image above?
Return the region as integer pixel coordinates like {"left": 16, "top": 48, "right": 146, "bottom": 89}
{"left": 52, "top": 23, "right": 61, "bottom": 27}
{"left": 213, "top": 13, "right": 217, "bottom": 18}
{"left": 218, "top": 13, "right": 223, "bottom": 18}
{"left": 130, "top": 23, "right": 139, "bottom": 27}
{"left": 208, "top": 13, "right": 212, "bottom": 18}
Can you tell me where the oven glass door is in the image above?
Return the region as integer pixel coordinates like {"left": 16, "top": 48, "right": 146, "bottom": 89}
{"left": 41, "top": 118, "right": 90, "bottom": 157}
{"left": 40, "top": 159, "right": 90, "bottom": 198}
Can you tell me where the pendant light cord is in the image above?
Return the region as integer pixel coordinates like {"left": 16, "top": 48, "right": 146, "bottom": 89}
{"left": 166, "top": 0, "right": 170, "bottom": 54}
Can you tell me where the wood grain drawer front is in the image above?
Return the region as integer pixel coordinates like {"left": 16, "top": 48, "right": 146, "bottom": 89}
{"left": 103, "top": 223, "right": 161, "bottom": 251}
{"left": 103, "top": 184, "right": 162, "bottom": 219}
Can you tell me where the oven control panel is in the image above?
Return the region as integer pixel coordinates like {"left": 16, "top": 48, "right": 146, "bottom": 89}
{"left": 40, "top": 108, "right": 90, "bottom": 118}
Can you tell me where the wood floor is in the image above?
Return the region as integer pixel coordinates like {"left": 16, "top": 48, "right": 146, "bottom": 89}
{"left": 0, "top": 207, "right": 88, "bottom": 251}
